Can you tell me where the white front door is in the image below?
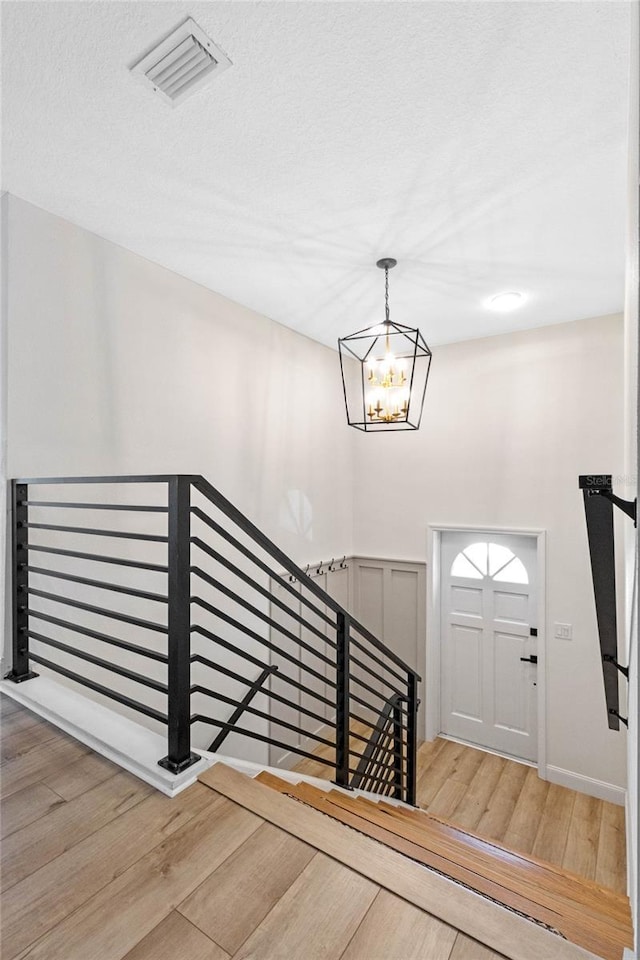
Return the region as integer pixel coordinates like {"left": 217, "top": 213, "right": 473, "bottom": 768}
{"left": 440, "top": 532, "right": 538, "bottom": 762}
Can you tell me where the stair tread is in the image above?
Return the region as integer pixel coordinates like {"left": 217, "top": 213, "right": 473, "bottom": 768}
{"left": 255, "top": 771, "right": 294, "bottom": 791}
{"left": 319, "top": 787, "right": 630, "bottom": 928}
{"left": 202, "top": 764, "right": 613, "bottom": 960}
{"left": 320, "top": 787, "right": 629, "bottom": 930}
{"left": 324, "top": 789, "right": 629, "bottom": 903}
{"left": 282, "top": 780, "right": 629, "bottom": 960}
{"left": 255, "top": 773, "right": 632, "bottom": 960}
{"left": 367, "top": 797, "right": 630, "bottom": 913}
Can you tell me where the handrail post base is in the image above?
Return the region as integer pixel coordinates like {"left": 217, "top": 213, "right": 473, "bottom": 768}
{"left": 158, "top": 752, "right": 201, "bottom": 774}
{"left": 4, "top": 669, "right": 39, "bottom": 683}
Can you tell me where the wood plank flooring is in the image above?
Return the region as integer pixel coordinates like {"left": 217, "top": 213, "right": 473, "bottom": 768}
{"left": 201, "top": 762, "right": 605, "bottom": 960}
{"left": 295, "top": 732, "right": 627, "bottom": 894}
{"left": 1, "top": 696, "right": 630, "bottom": 960}
{"left": 0, "top": 696, "right": 511, "bottom": 960}
{"left": 255, "top": 772, "right": 632, "bottom": 960}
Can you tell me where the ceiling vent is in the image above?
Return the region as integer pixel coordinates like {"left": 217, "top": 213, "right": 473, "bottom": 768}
{"left": 130, "top": 18, "right": 232, "bottom": 106}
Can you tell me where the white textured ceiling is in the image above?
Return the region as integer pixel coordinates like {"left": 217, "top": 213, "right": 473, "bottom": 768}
{"left": 1, "top": 1, "right": 631, "bottom": 347}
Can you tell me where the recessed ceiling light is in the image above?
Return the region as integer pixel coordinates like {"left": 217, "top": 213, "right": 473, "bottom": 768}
{"left": 486, "top": 291, "right": 525, "bottom": 312}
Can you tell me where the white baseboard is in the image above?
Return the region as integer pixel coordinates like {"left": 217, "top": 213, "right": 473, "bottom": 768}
{"left": 622, "top": 948, "right": 637, "bottom": 959}
{"left": 546, "top": 763, "right": 626, "bottom": 806}
{"left": 0, "top": 676, "right": 211, "bottom": 797}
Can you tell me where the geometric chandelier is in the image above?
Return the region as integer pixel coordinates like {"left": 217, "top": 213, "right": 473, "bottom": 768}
{"left": 338, "top": 258, "right": 433, "bottom": 432}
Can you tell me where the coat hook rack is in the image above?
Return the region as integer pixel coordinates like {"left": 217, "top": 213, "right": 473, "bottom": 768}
{"left": 287, "top": 557, "right": 350, "bottom": 582}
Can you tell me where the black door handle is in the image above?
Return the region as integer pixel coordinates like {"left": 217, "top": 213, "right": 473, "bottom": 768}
{"left": 520, "top": 655, "right": 538, "bottom": 664}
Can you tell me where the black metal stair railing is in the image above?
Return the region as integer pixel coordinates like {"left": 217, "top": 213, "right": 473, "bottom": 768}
{"left": 7, "top": 474, "right": 421, "bottom": 803}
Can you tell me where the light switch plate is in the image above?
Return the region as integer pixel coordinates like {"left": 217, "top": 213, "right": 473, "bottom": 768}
{"left": 554, "top": 622, "right": 573, "bottom": 640}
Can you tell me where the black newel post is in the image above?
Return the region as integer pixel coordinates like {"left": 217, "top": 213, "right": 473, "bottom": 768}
{"left": 159, "top": 477, "right": 199, "bottom": 774}
{"left": 334, "top": 611, "right": 351, "bottom": 789}
{"left": 6, "top": 481, "right": 38, "bottom": 683}
{"left": 406, "top": 672, "right": 418, "bottom": 806}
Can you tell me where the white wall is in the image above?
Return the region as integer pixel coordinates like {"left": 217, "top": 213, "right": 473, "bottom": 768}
{"left": 623, "top": 1, "right": 639, "bottom": 948}
{"left": 5, "top": 195, "right": 353, "bottom": 564}
{"left": 353, "top": 315, "right": 627, "bottom": 792}
{"left": 3, "top": 195, "right": 355, "bottom": 762}
{"left": 3, "top": 194, "right": 629, "bottom": 797}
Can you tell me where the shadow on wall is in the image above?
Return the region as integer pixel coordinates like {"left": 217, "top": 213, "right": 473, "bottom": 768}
{"left": 279, "top": 489, "right": 314, "bottom": 541}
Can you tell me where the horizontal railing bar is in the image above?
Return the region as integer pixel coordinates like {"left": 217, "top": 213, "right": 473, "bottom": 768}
{"left": 349, "top": 652, "right": 406, "bottom": 694}
{"left": 191, "top": 569, "right": 336, "bottom": 667}
{"left": 350, "top": 652, "right": 402, "bottom": 690}
{"left": 349, "top": 743, "right": 405, "bottom": 763}
{"left": 16, "top": 474, "right": 198, "bottom": 485}
{"left": 190, "top": 513, "right": 333, "bottom": 627}
{"left": 367, "top": 743, "right": 400, "bottom": 785}
{"left": 350, "top": 689, "right": 403, "bottom": 717}
{"left": 23, "top": 501, "right": 169, "bottom": 512}
{"left": 24, "top": 522, "right": 168, "bottom": 543}
{"left": 348, "top": 766, "right": 404, "bottom": 791}
{"left": 348, "top": 636, "right": 407, "bottom": 687}
{"left": 352, "top": 759, "right": 404, "bottom": 789}
{"left": 191, "top": 597, "right": 337, "bottom": 689}
{"left": 349, "top": 692, "right": 405, "bottom": 793}
{"left": 18, "top": 476, "right": 419, "bottom": 679}
{"left": 191, "top": 654, "right": 335, "bottom": 730}
{"left": 191, "top": 541, "right": 332, "bottom": 646}
{"left": 27, "top": 631, "right": 168, "bottom": 693}
{"left": 192, "top": 685, "right": 336, "bottom": 749}
{"left": 190, "top": 627, "right": 335, "bottom": 710}
{"left": 28, "top": 609, "right": 168, "bottom": 662}
{"left": 349, "top": 668, "right": 405, "bottom": 709}
{"left": 351, "top": 757, "right": 403, "bottom": 784}
{"left": 190, "top": 715, "right": 335, "bottom": 768}
{"left": 24, "top": 544, "right": 168, "bottom": 573}
{"left": 193, "top": 476, "right": 420, "bottom": 680}
{"left": 27, "top": 652, "right": 167, "bottom": 723}
{"left": 349, "top": 730, "right": 406, "bottom": 757}
{"left": 27, "top": 588, "right": 168, "bottom": 634}
{"left": 349, "top": 709, "right": 405, "bottom": 741}
{"left": 346, "top": 727, "right": 374, "bottom": 747}
{"left": 363, "top": 775, "right": 403, "bottom": 799}
{"left": 26, "top": 566, "right": 168, "bottom": 604}
{"left": 350, "top": 691, "right": 408, "bottom": 721}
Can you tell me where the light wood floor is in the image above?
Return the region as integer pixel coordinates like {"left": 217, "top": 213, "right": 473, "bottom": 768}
{"left": 294, "top": 733, "right": 627, "bottom": 894}
{"left": 0, "top": 695, "right": 506, "bottom": 960}
{"left": 255, "top": 771, "right": 632, "bottom": 960}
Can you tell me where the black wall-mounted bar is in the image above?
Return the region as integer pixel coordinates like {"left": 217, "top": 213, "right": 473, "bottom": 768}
{"left": 579, "top": 475, "right": 634, "bottom": 731}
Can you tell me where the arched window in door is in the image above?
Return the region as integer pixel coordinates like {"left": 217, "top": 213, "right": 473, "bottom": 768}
{"left": 450, "top": 541, "right": 529, "bottom": 584}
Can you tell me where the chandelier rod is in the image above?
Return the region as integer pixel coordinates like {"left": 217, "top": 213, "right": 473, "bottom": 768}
{"left": 384, "top": 266, "right": 390, "bottom": 324}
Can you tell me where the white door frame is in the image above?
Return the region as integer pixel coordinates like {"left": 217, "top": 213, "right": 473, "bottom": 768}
{"left": 426, "top": 524, "right": 547, "bottom": 780}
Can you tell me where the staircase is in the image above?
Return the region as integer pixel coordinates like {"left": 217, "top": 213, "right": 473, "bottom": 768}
{"left": 252, "top": 771, "right": 633, "bottom": 960}
{"left": 5, "top": 474, "right": 420, "bottom": 800}
{"left": 3, "top": 473, "right": 635, "bottom": 960}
